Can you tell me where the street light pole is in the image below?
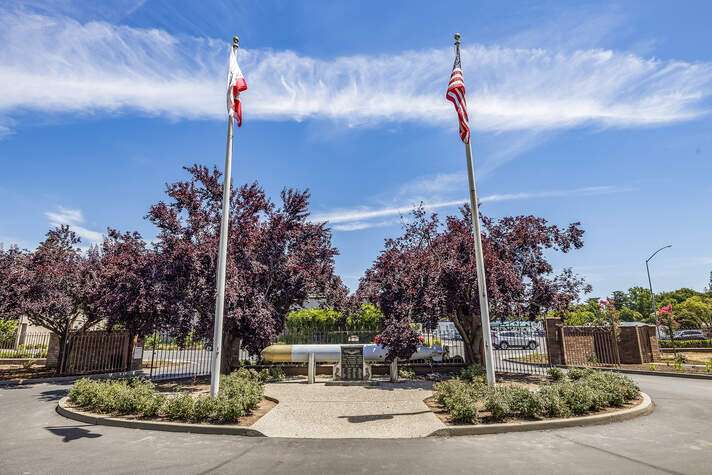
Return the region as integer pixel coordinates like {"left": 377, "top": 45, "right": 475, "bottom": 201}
{"left": 646, "top": 245, "right": 671, "bottom": 337}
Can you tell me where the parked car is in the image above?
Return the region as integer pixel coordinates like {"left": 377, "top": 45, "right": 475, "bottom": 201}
{"left": 434, "top": 321, "right": 463, "bottom": 340}
{"left": 491, "top": 331, "right": 538, "bottom": 350}
{"left": 673, "top": 330, "right": 707, "bottom": 341}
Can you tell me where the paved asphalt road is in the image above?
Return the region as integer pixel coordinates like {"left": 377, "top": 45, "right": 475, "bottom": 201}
{"left": 1, "top": 374, "right": 710, "bottom": 474}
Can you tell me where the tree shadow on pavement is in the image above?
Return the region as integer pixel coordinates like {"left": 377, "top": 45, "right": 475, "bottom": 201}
{"left": 45, "top": 425, "right": 103, "bottom": 442}
{"left": 38, "top": 388, "right": 68, "bottom": 402}
{"left": 337, "top": 410, "right": 431, "bottom": 423}
{"left": 361, "top": 380, "right": 435, "bottom": 391}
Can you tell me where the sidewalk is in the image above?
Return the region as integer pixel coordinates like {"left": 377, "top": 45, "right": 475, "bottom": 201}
{"left": 253, "top": 378, "right": 444, "bottom": 438}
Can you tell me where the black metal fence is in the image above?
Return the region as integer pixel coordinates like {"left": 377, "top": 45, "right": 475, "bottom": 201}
{"left": 489, "top": 323, "right": 551, "bottom": 375}
{"left": 0, "top": 332, "right": 50, "bottom": 359}
{"left": 141, "top": 323, "right": 552, "bottom": 380}
{"left": 143, "top": 332, "right": 212, "bottom": 380}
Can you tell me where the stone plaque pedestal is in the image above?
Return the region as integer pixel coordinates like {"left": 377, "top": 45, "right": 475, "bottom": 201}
{"left": 332, "top": 344, "right": 372, "bottom": 382}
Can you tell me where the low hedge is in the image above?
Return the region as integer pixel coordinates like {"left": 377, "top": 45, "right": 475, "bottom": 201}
{"left": 0, "top": 349, "right": 48, "bottom": 358}
{"left": 659, "top": 339, "right": 712, "bottom": 348}
{"left": 434, "top": 367, "right": 640, "bottom": 424}
{"left": 67, "top": 367, "right": 283, "bottom": 423}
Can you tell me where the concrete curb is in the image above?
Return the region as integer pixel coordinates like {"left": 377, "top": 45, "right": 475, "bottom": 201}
{"left": 56, "top": 397, "right": 269, "bottom": 437}
{"left": 427, "top": 392, "right": 653, "bottom": 437}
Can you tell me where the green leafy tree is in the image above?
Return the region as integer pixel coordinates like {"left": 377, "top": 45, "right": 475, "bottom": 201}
{"left": 627, "top": 287, "right": 654, "bottom": 321}
{"left": 619, "top": 307, "right": 643, "bottom": 322}
{"left": 675, "top": 296, "right": 712, "bottom": 329}
{"left": 656, "top": 288, "right": 702, "bottom": 305}
{"left": 611, "top": 291, "right": 630, "bottom": 311}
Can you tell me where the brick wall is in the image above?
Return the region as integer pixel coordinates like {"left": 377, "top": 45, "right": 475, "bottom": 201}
{"left": 545, "top": 319, "right": 660, "bottom": 366}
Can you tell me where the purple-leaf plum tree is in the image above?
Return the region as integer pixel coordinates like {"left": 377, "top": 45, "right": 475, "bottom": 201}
{"left": 20, "top": 226, "right": 101, "bottom": 374}
{"left": 147, "top": 164, "right": 339, "bottom": 372}
{"left": 359, "top": 205, "right": 591, "bottom": 366}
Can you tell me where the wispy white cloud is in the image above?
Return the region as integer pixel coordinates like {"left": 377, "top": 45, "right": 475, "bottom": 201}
{"left": 1, "top": 8, "right": 711, "bottom": 133}
{"left": 45, "top": 206, "right": 103, "bottom": 244}
{"left": 332, "top": 220, "right": 396, "bottom": 232}
{"left": 314, "top": 185, "right": 631, "bottom": 230}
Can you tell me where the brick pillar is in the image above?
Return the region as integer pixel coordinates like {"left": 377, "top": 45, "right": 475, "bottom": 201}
{"left": 618, "top": 326, "right": 643, "bottom": 364}
{"left": 130, "top": 336, "right": 145, "bottom": 370}
{"left": 545, "top": 318, "right": 565, "bottom": 365}
{"left": 648, "top": 326, "right": 662, "bottom": 362}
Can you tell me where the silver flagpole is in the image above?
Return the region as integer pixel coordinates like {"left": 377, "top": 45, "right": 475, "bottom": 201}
{"left": 209, "top": 36, "right": 239, "bottom": 398}
{"left": 457, "top": 33, "right": 497, "bottom": 387}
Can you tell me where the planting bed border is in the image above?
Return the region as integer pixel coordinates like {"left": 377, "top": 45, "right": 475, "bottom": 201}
{"left": 57, "top": 396, "right": 276, "bottom": 437}
{"left": 58, "top": 391, "right": 653, "bottom": 438}
{"left": 427, "top": 392, "right": 653, "bottom": 437}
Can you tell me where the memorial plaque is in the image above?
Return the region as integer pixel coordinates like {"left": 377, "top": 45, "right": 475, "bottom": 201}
{"left": 340, "top": 345, "right": 364, "bottom": 380}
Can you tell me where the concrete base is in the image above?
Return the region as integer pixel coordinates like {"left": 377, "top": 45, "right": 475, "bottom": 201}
{"left": 324, "top": 380, "right": 381, "bottom": 386}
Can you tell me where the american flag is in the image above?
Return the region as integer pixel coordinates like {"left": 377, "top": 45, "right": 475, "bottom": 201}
{"left": 446, "top": 47, "right": 470, "bottom": 144}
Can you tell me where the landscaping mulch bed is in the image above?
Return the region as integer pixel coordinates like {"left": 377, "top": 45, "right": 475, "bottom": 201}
{"left": 63, "top": 395, "right": 276, "bottom": 427}
{"left": 424, "top": 390, "right": 643, "bottom": 426}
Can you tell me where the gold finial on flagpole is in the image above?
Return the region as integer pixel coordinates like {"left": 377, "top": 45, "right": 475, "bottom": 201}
{"left": 233, "top": 36, "right": 239, "bottom": 47}
{"left": 454, "top": 33, "right": 461, "bottom": 46}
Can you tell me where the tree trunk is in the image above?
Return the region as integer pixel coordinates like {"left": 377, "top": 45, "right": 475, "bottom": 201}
{"left": 452, "top": 314, "right": 486, "bottom": 368}
{"left": 220, "top": 332, "right": 242, "bottom": 374}
{"left": 464, "top": 324, "right": 485, "bottom": 366}
{"left": 56, "top": 333, "right": 69, "bottom": 376}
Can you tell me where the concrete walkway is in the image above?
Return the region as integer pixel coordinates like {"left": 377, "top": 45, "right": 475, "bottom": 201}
{"left": 254, "top": 379, "right": 443, "bottom": 438}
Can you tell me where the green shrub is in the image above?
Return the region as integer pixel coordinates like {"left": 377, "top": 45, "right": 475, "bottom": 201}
{"left": 68, "top": 374, "right": 267, "bottom": 423}
{"left": 547, "top": 367, "right": 565, "bottom": 381}
{"left": 214, "top": 370, "right": 265, "bottom": 422}
{"left": 434, "top": 369, "right": 639, "bottom": 423}
{"left": 485, "top": 388, "right": 512, "bottom": 421}
{"left": 434, "top": 380, "right": 464, "bottom": 405}
{"left": 69, "top": 378, "right": 101, "bottom": 408}
{"left": 164, "top": 393, "right": 194, "bottom": 420}
{"left": 399, "top": 368, "right": 416, "bottom": 380}
{"left": 447, "top": 392, "right": 478, "bottom": 423}
{"left": 191, "top": 395, "right": 217, "bottom": 422}
{"left": 538, "top": 385, "right": 568, "bottom": 417}
{"left": 460, "top": 364, "right": 486, "bottom": 382}
{"left": 268, "top": 367, "right": 286, "bottom": 382}
{"left": 559, "top": 382, "right": 594, "bottom": 415}
{"left": 566, "top": 367, "right": 594, "bottom": 381}
{"left": 138, "top": 393, "right": 165, "bottom": 418}
{"left": 659, "top": 339, "right": 711, "bottom": 348}
{"left": 706, "top": 361, "right": 712, "bottom": 373}
{"left": 214, "top": 396, "right": 245, "bottom": 423}
{"left": 509, "top": 387, "right": 542, "bottom": 419}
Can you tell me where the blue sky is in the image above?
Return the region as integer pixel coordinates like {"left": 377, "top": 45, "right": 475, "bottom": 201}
{"left": 1, "top": 0, "right": 711, "bottom": 299}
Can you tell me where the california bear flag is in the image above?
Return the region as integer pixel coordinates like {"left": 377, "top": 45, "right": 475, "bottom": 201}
{"left": 227, "top": 46, "right": 247, "bottom": 126}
